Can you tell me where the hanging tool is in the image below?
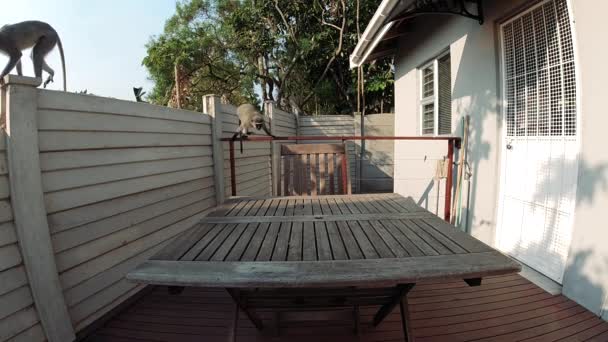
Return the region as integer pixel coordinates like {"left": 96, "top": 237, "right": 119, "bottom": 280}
{"left": 434, "top": 158, "right": 449, "bottom": 216}
{"left": 452, "top": 115, "right": 469, "bottom": 227}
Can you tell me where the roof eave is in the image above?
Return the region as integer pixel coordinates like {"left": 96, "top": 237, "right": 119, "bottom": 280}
{"left": 349, "top": 0, "right": 399, "bottom": 68}
{"left": 349, "top": 0, "right": 405, "bottom": 69}
{"left": 350, "top": 22, "right": 396, "bottom": 69}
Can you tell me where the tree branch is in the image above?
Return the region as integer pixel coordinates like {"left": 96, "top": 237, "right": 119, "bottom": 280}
{"left": 330, "top": 68, "right": 354, "bottom": 112}
{"left": 322, "top": 20, "right": 341, "bottom": 31}
{"left": 274, "top": 0, "right": 297, "bottom": 44}
{"left": 320, "top": 3, "right": 342, "bottom": 32}
{"left": 300, "top": 0, "right": 346, "bottom": 108}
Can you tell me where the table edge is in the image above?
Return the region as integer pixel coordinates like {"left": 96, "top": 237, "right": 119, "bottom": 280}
{"left": 127, "top": 251, "right": 521, "bottom": 288}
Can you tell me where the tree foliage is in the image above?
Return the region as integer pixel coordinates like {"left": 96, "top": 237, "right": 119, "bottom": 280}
{"left": 143, "top": 0, "right": 394, "bottom": 114}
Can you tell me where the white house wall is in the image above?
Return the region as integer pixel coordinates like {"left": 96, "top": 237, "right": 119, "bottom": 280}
{"left": 562, "top": 0, "right": 608, "bottom": 320}
{"left": 394, "top": 0, "right": 531, "bottom": 243}
{"left": 393, "top": 0, "right": 608, "bottom": 319}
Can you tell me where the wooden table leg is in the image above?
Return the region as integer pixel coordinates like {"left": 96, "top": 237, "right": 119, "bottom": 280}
{"left": 274, "top": 311, "right": 281, "bottom": 336}
{"left": 464, "top": 277, "right": 482, "bottom": 287}
{"left": 372, "top": 284, "right": 415, "bottom": 327}
{"left": 167, "top": 286, "right": 184, "bottom": 295}
{"left": 226, "top": 289, "right": 264, "bottom": 330}
{"left": 353, "top": 305, "right": 361, "bottom": 335}
{"left": 399, "top": 297, "right": 412, "bottom": 342}
{"left": 229, "top": 302, "right": 239, "bottom": 342}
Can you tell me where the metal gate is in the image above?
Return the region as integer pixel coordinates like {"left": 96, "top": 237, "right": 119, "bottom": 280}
{"left": 496, "top": 0, "right": 579, "bottom": 283}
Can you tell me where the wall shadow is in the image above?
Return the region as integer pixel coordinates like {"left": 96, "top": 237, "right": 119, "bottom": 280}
{"left": 357, "top": 116, "right": 396, "bottom": 193}
{"left": 400, "top": 10, "right": 608, "bottom": 317}
{"left": 449, "top": 20, "right": 495, "bottom": 238}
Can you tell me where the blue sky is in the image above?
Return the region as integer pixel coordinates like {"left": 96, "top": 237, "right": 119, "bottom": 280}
{"left": 0, "top": 0, "right": 177, "bottom": 100}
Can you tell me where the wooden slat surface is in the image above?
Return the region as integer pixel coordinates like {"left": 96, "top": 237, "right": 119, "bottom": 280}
{"left": 131, "top": 194, "right": 518, "bottom": 288}
{"left": 151, "top": 195, "right": 485, "bottom": 260}
{"left": 85, "top": 274, "right": 608, "bottom": 342}
{"left": 199, "top": 212, "right": 433, "bottom": 223}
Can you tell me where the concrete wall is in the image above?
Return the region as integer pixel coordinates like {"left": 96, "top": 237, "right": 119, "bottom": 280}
{"left": 271, "top": 113, "right": 400, "bottom": 194}
{"left": 392, "top": 0, "right": 608, "bottom": 319}
{"left": 562, "top": 0, "right": 608, "bottom": 320}
{"left": 298, "top": 115, "right": 358, "bottom": 193}
{"left": 355, "top": 114, "right": 395, "bottom": 193}
{"left": 268, "top": 103, "right": 298, "bottom": 196}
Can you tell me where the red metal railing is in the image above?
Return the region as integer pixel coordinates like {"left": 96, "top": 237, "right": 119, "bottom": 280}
{"left": 220, "top": 135, "right": 461, "bottom": 221}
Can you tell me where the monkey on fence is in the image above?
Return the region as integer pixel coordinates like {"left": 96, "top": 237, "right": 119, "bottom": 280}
{"left": 232, "top": 103, "right": 274, "bottom": 153}
{"left": 0, "top": 21, "right": 66, "bottom": 91}
{"left": 133, "top": 87, "right": 147, "bottom": 103}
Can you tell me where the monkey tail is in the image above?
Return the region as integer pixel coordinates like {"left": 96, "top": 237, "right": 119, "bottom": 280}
{"left": 57, "top": 37, "right": 66, "bottom": 91}
{"left": 231, "top": 131, "right": 244, "bottom": 154}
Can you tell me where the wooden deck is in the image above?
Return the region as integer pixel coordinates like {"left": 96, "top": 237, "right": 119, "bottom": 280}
{"left": 84, "top": 274, "right": 608, "bottom": 342}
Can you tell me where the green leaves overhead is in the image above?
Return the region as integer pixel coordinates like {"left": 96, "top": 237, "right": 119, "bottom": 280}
{"left": 143, "top": 0, "right": 394, "bottom": 114}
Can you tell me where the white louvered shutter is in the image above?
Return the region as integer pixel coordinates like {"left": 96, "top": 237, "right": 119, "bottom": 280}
{"left": 437, "top": 54, "right": 452, "bottom": 135}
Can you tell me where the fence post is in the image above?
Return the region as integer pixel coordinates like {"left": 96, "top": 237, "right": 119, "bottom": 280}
{"left": 3, "top": 75, "right": 75, "bottom": 342}
{"left": 266, "top": 101, "right": 280, "bottom": 196}
{"left": 204, "top": 95, "right": 225, "bottom": 204}
{"left": 354, "top": 114, "right": 362, "bottom": 193}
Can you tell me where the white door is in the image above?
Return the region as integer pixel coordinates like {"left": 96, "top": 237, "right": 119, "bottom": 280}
{"left": 496, "top": 0, "right": 579, "bottom": 284}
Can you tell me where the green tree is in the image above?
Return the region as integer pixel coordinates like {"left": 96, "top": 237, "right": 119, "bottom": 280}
{"left": 143, "top": 0, "right": 394, "bottom": 114}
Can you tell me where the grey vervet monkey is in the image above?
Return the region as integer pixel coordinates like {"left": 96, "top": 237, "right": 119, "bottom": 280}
{"left": 232, "top": 103, "right": 274, "bottom": 153}
{"left": 0, "top": 21, "right": 66, "bottom": 90}
{"left": 133, "top": 87, "right": 147, "bottom": 102}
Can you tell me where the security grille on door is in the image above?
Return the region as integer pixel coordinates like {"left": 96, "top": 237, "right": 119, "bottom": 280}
{"left": 502, "top": 0, "right": 576, "bottom": 138}
{"left": 497, "top": 0, "right": 579, "bottom": 284}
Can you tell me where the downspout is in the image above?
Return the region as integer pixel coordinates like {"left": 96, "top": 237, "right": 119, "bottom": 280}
{"left": 360, "top": 108, "right": 365, "bottom": 193}
{"left": 601, "top": 293, "right": 608, "bottom": 320}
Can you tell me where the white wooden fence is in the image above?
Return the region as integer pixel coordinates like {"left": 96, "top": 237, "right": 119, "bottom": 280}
{"left": 0, "top": 77, "right": 397, "bottom": 342}
{"left": 1, "top": 76, "right": 217, "bottom": 342}
{"left": 203, "top": 95, "right": 273, "bottom": 199}
{"left": 0, "top": 104, "right": 46, "bottom": 342}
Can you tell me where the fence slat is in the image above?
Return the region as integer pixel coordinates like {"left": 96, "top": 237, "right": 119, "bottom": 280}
{"left": 284, "top": 156, "right": 291, "bottom": 196}
{"left": 328, "top": 154, "right": 335, "bottom": 195}
{"left": 319, "top": 154, "right": 326, "bottom": 195}
{"left": 310, "top": 154, "right": 317, "bottom": 196}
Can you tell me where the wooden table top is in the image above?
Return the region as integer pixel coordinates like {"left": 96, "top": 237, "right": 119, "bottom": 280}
{"left": 127, "top": 193, "right": 520, "bottom": 288}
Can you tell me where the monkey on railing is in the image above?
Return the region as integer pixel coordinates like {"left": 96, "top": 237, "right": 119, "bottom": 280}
{"left": 232, "top": 103, "right": 274, "bottom": 153}
{"left": 0, "top": 21, "right": 66, "bottom": 91}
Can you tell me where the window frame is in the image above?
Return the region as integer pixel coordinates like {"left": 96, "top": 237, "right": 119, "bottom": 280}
{"left": 419, "top": 51, "right": 450, "bottom": 136}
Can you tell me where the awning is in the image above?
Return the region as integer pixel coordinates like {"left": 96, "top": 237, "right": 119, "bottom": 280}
{"left": 349, "top": 0, "right": 484, "bottom": 69}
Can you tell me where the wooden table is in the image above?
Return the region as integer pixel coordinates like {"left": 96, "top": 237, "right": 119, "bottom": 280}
{"left": 127, "top": 193, "right": 520, "bottom": 341}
